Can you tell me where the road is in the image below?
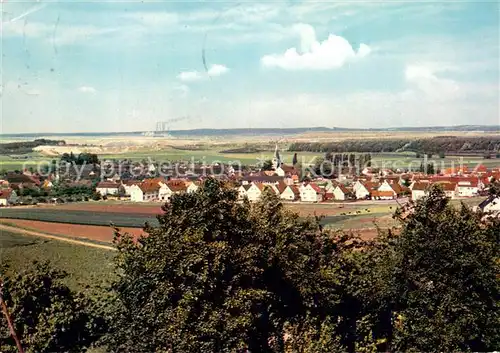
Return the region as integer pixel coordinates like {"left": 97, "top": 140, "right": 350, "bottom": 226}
{"left": 0, "top": 223, "right": 115, "bottom": 251}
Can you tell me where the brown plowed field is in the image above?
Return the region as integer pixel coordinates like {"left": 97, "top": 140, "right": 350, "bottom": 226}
{"left": 33, "top": 203, "right": 163, "bottom": 215}
{"left": 0, "top": 218, "right": 146, "bottom": 243}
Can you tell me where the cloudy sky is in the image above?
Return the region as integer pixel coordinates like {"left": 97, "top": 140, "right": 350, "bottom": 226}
{"left": 1, "top": 0, "right": 499, "bottom": 133}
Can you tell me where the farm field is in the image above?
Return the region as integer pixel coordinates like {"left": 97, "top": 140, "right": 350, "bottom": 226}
{"left": 0, "top": 230, "right": 114, "bottom": 291}
{"left": 0, "top": 219, "right": 146, "bottom": 243}
{"left": 0, "top": 208, "right": 159, "bottom": 228}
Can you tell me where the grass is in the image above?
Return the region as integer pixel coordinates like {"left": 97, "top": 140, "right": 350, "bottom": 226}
{"left": 0, "top": 230, "right": 114, "bottom": 291}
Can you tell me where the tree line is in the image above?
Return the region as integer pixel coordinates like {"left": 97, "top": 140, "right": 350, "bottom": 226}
{"left": 289, "top": 136, "right": 500, "bottom": 154}
{"left": 0, "top": 139, "right": 65, "bottom": 155}
{"left": 1, "top": 179, "right": 499, "bottom": 352}
{"left": 61, "top": 152, "right": 100, "bottom": 165}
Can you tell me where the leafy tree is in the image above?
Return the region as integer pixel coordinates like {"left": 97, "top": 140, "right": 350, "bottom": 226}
{"left": 385, "top": 186, "right": 500, "bottom": 351}
{"left": 488, "top": 178, "right": 500, "bottom": 196}
{"left": 313, "top": 157, "right": 334, "bottom": 178}
{"left": 106, "top": 179, "right": 360, "bottom": 352}
{"left": 292, "top": 152, "right": 298, "bottom": 166}
{"left": 0, "top": 262, "right": 103, "bottom": 353}
{"left": 262, "top": 159, "right": 273, "bottom": 171}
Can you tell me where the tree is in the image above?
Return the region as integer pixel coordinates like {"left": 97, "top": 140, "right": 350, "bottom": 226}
{"left": 106, "top": 179, "right": 360, "bottom": 352}
{"left": 262, "top": 159, "right": 273, "bottom": 171}
{"left": 385, "top": 186, "right": 500, "bottom": 351}
{"left": 438, "top": 151, "right": 445, "bottom": 158}
{"left": 292, "top": 153, "right": 298, "bottom": 166}
{"left": 0, "top": 262, "right": 103, "bottom": 353}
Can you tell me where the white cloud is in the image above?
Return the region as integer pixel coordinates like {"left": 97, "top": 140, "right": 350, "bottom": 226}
{"left": 177, "top": 71, "right": 204, "bottom": 82}
{"left": 177, "top": 64, "right": 229, "bottom": 82}
{"left": 78, "top": 86, "right": 96, "bottom": 94}
{"left": 207, "top": 64, "right": 229, "bottom": 77}
{"left": 261, "top": 24, "right": 370, "bottom": 70}
{"left": 405, "top": 63, "right": 461, "bottom": 100}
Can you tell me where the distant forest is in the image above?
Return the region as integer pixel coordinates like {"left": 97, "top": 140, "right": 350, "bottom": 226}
{"left": 0, "top": 139, "right": 65, "bottom": 155}
{"left": 289, "top": 136, "right": 500, "bottom": 154}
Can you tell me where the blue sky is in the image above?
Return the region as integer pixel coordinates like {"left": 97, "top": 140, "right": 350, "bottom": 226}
{"left": 1, "top": 0, "right": 499, "bottom": 133}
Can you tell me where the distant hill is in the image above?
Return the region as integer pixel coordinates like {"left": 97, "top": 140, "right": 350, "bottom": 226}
{"left": 1, "top": 125, "right": 498, "bottom": 138}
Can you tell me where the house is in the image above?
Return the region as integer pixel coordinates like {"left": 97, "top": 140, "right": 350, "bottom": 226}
{"left": 473, "top": 164, "right": 488, "bottom": 175}
{"left": 478, "top": 195, "right": 500, "bottom": 212}
{"left": 333, "top": 184, "right": 350, "bottom": 201}
{"left": 378, "top": 180, "right": 408, "bottom": 199}
{"left": 96, "top": 181, "right": 120, "bottom": 196}
{"left": 245, "top": 183, "right": 265, "bottom": 202}
{"left": 122, "top": 180, "right": 140, "bottom": 196}
{"left": 411, "top": 182, "right": 430, "bottom": 201}
{"left": 277, "top": 182, "right": 299, "bottom": 201}
{"left": 162, "top": 182, "right": 188, "bottom": 201}
{"left": 299, "top": 183, "right": 323, "bottom": 203}
{"left": 275, "top": 166, "right": 285, "bottom": 177}
{"left": 238, "top": 184, "right": 251, "bottom": 200}
{"left": 130, "top": 183, "right": 160, "bottom": 202}
{"left": 6, "top": 172, "right": 40, "bottom": 187}
{"left": 353, "top": 181, "right": 378, "bottom": 200}
{"left": 455, "top": 180, "right": 479, "bottom": 198}
{"left": 435, "top": 182, "right": 457, "bottom": 198}
{"left": 0, "top": 189, "right": 18, "bottom": 206}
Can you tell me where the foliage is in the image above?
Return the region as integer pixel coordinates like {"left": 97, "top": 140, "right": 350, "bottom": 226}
{"left": 106, "top": 179, "right": 362, "bottom": 352}
{"left": 0, "top": 139, "right": 65, "bottom": 155}
{"left": 289, "top": 136, "right": 500, "bottom": 154}
{"left": 0, "top": 262, "right": 104, "bottom": 353}
{"left": 387, "top": 186, "right": 500, "bottom": 351}
{"left": 262, "top": 159, "right": 273, "bottom": 171}
{"left": 61, "top": 152, "right": 99, "bottom": 165}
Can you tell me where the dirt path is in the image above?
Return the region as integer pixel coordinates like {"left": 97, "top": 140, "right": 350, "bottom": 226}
{"left": 0, "top": 223, "right": 115, "bottom": 251}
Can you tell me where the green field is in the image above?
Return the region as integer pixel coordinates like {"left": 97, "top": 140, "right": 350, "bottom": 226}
{"left": 0, "top": 145, "right": 498, "bottom": 171}
{"left": 0, "top": 230, "right": 114, "bottom": 290}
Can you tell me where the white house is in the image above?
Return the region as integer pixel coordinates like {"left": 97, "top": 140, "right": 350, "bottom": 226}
{"left": 130, "top": 184, "right": 156, "bottom": 202}
{"left": 186, "top": 182, "right": 199, "bottom": 193}
{"left": 411, "top": 182, "right": 429, "bottom": 201}
{"left": 455, "top": 180, "right": 479, "bottom": 198}
{"left": 0, "top": 189, "right": 17, "bottom": 206}
{"left": 353, "top": 181, "right": 377, "bottom": 200}
{"left": 299, "top": 183, "right": 323, "bottom": 203}
{"left": 275, "top": 166, "right": 286, "bottom": 177}
{"left": 160, "top": 183, "right": 187, "bottom": 202}
{"left": 238, "top": 184, "right": 251, "bottom": 200}
{"left": 96, "top": 181, "right": 120, "bottom": 196}
{"left": 333, "top": 185, "right": 350, "bottom": 201}
{"left": 478, "top": 196, "right": 500, "bottom": 212}
{"left": 122, "top": 180, "right": 140, "bottom": 196}
{"left": 245, "top": 183, "right": 264, "bottom": 202}
{"left": 278, "top": 184, "right": 299, "bottom": 201}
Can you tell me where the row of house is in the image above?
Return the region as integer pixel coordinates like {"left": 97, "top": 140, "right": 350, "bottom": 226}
{"left": 96, "top": 178, "right": 199, "bottom": 202}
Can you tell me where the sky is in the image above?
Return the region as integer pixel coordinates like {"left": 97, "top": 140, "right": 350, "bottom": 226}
{"left": 1, "top": 0, "right": 499, "bottom": 133}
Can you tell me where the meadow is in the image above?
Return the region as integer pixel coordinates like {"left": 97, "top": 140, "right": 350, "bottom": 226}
{"left": 0, "top": 230, "right": 114, "bottom": 291}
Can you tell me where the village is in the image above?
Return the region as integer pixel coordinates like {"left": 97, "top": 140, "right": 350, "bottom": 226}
{"left": 1, "top": 145, "right": 500, "bottom": 214}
